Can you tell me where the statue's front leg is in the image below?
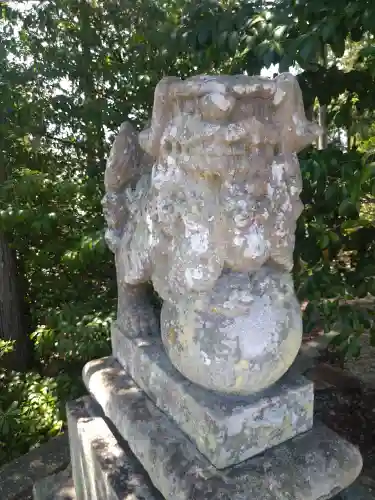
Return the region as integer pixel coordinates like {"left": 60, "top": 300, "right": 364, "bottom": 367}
{"left": 115, "top": 280, "right": 160, "bottom": 338}
{"left": 114, "top": 220, "right": 160, "bottom": 339}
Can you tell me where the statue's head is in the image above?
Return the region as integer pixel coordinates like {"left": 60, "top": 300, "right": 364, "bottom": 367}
{"left": 138, "top": 74, "right": 320, "bottom": 299}
{"left": 140, "top": 73, "right": 319, "bottom": 163}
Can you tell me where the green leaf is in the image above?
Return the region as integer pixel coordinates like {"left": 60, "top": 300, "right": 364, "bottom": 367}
{"left": 198, "top": 28, "right": 210, "bottom": 46}
{"left": 360, "top": 162, "right": 375, "bottom": 183}
{"left": 228, "top": 31, "right": 239, "bottom": 53}
{"left": 356, "top": 281, "right": 368, "bottom": 298}
{"left": 247, "top": 15, "right": 266, "bottom": 30}
{"left": 255, "top": 40, "right": 271, "bottom": 58}
{"left": 324, "top": 184, "right": 338, "bottom": 202}
{"left": 340, "top": 219, "right": 363, "bottom": 232}
{"left": 338, "top": 199, "right": 355, "bottom": 217}
{"left": 263, "top": 49, "right": 279, "bottom": 67}
{"left": 273, "top": 25, "right": 287, "bottom": 40}
{"left": 328, "top": 231, "right": 339, "bottom": 243}
{"left": 345, "top": 335, "right": 361, "bottom": 359}
{"left": 218, "top": 31, "right": 228, "bottom": 49}
{"left": 320, "top": 234, "right": 330, "bottom": 249}
{"left": 330, "top": 36, "right": 346, "bottom": 58}
{"left": 279, "top": 54, "right": 292, "bottom": 73}
{"left": 320, "top": 23, "right": 336, "bottom": 43}
{"left": 299, "top": 36, "right": 318, "bottom": 63}
{"left": 350, "top": 26, "right": 364, "bottom": 42}
{"left": 370, "top": 328, "right": 375, "bottom": 347}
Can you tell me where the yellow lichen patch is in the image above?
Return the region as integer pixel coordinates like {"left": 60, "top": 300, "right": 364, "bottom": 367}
{"left": 304, "top": 401, "right": 314, "bottom": 414}
{"left": 234, "top": 375, "right": 244, "bottom": 390}
{"left": 235, "top": 359, "right": 249, "bottom": 371}
{"left": 282, "top": 414, "right": 292, "bottom": 429}
{"left": 167, "top": 327, "right": 176, "bottom": 345}
{"left": 198, "top": 171, "right": 220, "bottom": 182}
{"left": 179, "top": 326, "right": 192, "bottom": 351}
{"left": 206, "top": 433, "right": 217, "bottom": 452}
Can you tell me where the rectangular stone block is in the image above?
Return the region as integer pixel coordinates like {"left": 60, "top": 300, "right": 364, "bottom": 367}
{"left": 112, "top": 323, "right": 314, "bottom": 468}
{"left": 83, "top": 356, "right": 362, "bottom": 500}
{"left": 66, "top": 395, "right": 162, "bottom": 500}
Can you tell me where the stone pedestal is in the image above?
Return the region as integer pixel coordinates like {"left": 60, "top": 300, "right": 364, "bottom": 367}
{"left": 34, "top": 73, "right": 365, "bottom": 499}
{"left": 111, "top": 323, "right": 314, "bottom": 468}
{"left": 45, "top": 354, "right": 360, "bottom": 500}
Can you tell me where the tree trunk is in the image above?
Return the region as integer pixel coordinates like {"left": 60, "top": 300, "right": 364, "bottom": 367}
{"left": 318, "top": 46, "right": 328, "bottom": 150}
{"left": 306, "top": 105, "right": 314, "bottom": 122}
{"left": 346, "top": 126, "right": 351, "bottom": 151}
{"left": 306, "top": 105, "right": 319, "bottom": 148}
{"left": 79, "top": 3, "right": 106, "bottom": 178}
{"left": 0, "top": 231, "right": 33, "bottom": 371}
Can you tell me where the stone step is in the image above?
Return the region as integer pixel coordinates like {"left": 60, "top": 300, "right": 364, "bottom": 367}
{"left": 66, "top": 396, "right": 163, "bottom": 500}
{"left": 0, "top": 433, "right": 70, "bottom": 500}
{"left": 33, "top": 467, "right": 75, "bottom": 500}
{"left": 80, "top": 356, "right": 362, "bottom": 500}
{"left": 32, "top": 464, "right": 375, "bottom": 500}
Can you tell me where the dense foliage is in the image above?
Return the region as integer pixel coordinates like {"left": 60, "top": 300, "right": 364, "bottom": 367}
{"left": 1, "top": 0, "right": 375, "bottom": 465}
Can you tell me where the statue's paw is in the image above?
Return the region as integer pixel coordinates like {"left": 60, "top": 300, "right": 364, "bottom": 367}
{"left": 117, "top": 304, "right": 159, "bottom": 338}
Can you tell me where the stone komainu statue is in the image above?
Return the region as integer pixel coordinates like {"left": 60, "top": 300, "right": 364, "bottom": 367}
{"left": 102, "top": 73, "right": 320, "bottom": 396}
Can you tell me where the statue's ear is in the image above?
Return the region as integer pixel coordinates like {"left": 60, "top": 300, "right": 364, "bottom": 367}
{"left": 105, "top": 121, "right": 141, "bottom": 192}
{"left": 274, "top": 73, "right": 321, "bottom": 153}
{"left": 139, "top": 76, "right": 181, "bottom": 158}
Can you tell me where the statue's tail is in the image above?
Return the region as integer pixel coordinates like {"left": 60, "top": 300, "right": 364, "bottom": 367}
{"left": 102, "top": 77, "right": 181, "bottom": 252}
{"left": 102, "top": 122, "right": 146, "bottom": 252}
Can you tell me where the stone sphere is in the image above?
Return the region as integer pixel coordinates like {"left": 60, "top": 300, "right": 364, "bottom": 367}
{"left": 161, "top": 267, "right": 302, "bottom": 396}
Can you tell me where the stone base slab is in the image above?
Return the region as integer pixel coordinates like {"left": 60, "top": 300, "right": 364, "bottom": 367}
{"left": 112, "top": 323, "right": 314, "bottom": 468}
{"left": 82, "top": 356, "right": 362, "bottom": 500}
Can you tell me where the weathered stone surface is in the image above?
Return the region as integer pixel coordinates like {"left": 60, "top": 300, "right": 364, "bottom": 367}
{"left": 103, "top": 73, "right": 321, "bottom": 395}
{"left": 33, "top": 466, "right": 75, "bottom": 500}
{"left": 66, "top": 396, "right": 163, "bottom": 500}
{"left": 161, "top": 266, "right": 303, "bottom": 395}
{"left": 83, "top": 356, "right": 362, "bottom": 500}
{"left": 112, "top": 323, "right": 314, "bottom": 469}
{"left": 105, "top": 74, "right": 320, "bottom": 293}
